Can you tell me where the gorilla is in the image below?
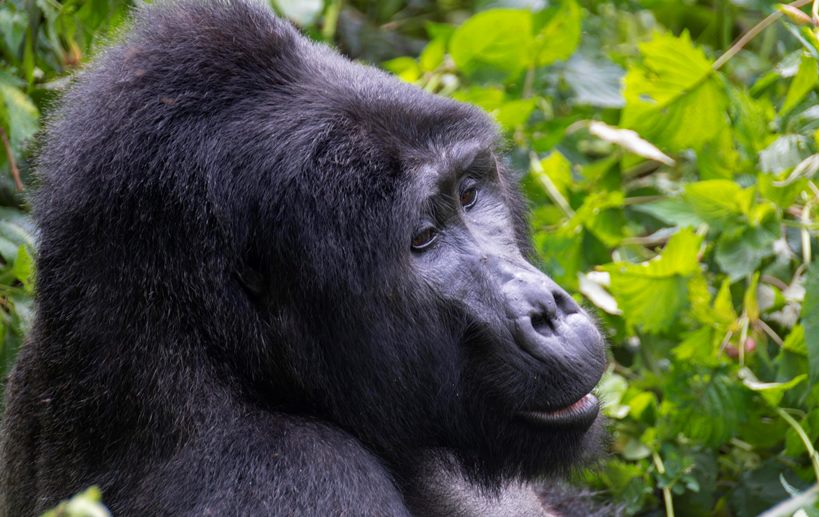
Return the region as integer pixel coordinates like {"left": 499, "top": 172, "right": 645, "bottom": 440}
{"left": 0, "top": 1, "right": 608, "bottom": 515}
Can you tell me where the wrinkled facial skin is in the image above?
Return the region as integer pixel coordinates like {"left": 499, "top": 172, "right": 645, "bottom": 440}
{"left": 408, "top": 143, "right": 607, "bottom": 477}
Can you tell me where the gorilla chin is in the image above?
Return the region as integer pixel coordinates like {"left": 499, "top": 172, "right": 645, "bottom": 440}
{"left": 0, "top": 1, "right": 611, "bottom": 515}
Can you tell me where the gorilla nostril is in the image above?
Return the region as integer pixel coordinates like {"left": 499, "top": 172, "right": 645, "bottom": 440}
{"left": 530, "top": 312, "right": 556, "bottom": 336}
{"left": 554, "top": 291, "right": 579, "bottom": 316}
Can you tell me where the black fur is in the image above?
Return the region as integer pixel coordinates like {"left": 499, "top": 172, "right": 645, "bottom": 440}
{"left": 0, "top": 1, "right": 609, "bottom": 515}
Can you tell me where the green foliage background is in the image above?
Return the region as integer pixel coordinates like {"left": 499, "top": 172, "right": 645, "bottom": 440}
{"left": 4, "top": 0, "right": 819, "bottom": 515}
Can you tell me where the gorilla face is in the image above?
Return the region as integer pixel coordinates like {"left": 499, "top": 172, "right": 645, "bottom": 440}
{"left": 400, "top": 142, "right": 607, "bottom": 477}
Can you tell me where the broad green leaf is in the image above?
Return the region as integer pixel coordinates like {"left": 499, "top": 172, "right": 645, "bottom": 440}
{"left": 600, "top": 229, "right": 702, "bottom": 333}
{"left": 621, "top": 32, "right": 727, "bottom": 151}
{"left": 683, "top": 180, "right": 745, "bottom": 229}
{"left": 450, "top": 9, "right": 533, "bottom": 81}
{"left": 419, "top": 38, "right": 447, "bottom": 72}
{"left": 781, "top": 53, "right": 818, "bottom": 116}
{"left": 0, "top": 82, "right": 38, "bottom": 151}
{"left": 0, "top": 217, "right": 35, "bottom": 262}
{"left": 451, "top": 86, "right": 505, "bottom": 110}
{"left": 802, "top": 265, "right": 819, "bottom": 386}
{"left": 731, "top": 88, "right": 772, "bottom": 157}
{"left": 0, "top": 9, "right": 26, "bottom": 58}
{"left": 536, "top": 228, "right": 582, "bottom": 289}
{"left": 563, "top": 55, "right": 625, "bottom": 108}
{"left": 675, "top": 375, "right": 743, "bottom": 445}
{"left": 631, "top": 198, "right": 705, "bottom": 228}
{"left": 672, "top": 326, "right": 715, "bottom": 362}
{"left": 495, "top": 98, "right": 536, "bottom": 130}
{"left": 783, "top": 325, "right": 806, "bottom": 355}
{"left": 697, "top": 129, "right": 738, "bottom": 179}
{"left": 715, "top": 216, "right": 778, "bottom": 280}
{"left": 534, "top": 0, "right": 582, "bottom": 66}
{"left": 572, "top": 190, "right": 626, "bottom": 247}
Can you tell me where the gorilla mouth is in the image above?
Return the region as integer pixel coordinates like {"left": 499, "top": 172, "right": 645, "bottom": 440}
{"left": 517, "top": 393, "right": 599, "bottom": 429}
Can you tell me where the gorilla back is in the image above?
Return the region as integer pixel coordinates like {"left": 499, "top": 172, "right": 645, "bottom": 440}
{"left": 0, "top": 1, "right": 608, "bottom": 515}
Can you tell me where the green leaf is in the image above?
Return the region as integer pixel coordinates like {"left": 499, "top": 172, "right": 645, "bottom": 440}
{"left": 802, "top": 265, "right": 819, "bottom": 386}
{"left": 572, "top": 190, "right": 626, "bottom": 247}
{"left": 781, "top": 53, "right": 818, "bottom": 116}
{"left": 563, "top": 55, "right": 624, "bottom": 108}
{"left": 631, "top": 198, "right": 705, "bottom": 228}
{"left": 534, "top": 151, "right": 572, "bottom": 200}
{"left": 533, "top": 0, "right": 582, "bottom": 66}
{"left": 10, "top": 244, "right": 33, "bottom": 293}
{"left": 494, "top": 98, "right": 536, "bottom": 130}
{"left": 739, "top": 367, "right": 806, "bottom": 406}
{"left": 600, "top": 228, "right": 702, "bottom": 333}
{"left": 715, "top": 216, "right": 778, "bottom": 280}
{"left": 0, "top": 81, "right": 39, "bottom": 151}
{"left": 697, "top": 129, "right": 739, "bottom": 180}
{"left": 683, "top": 180, "right": 745, "bottom": 229}
{"left": 675, "top": 375, "right": 743, "bottom": 445}
{"left": 672, "top": 326, "right": 715, "bottom": 362}
{"left": 450, "top": 9, "right": 533, "bottom": 81}
{"left": 621, "top": 32, "right": 727, "bottom": 151}
{"left": 783, "top": 325, "right": 806, "bottom": 355}
{"left": 758, "top": 134, "right": 811, "bottom": 174}
{"left": 382, "top": 57, "right": 420, "bottom": 83}
{"left": 419, "top": 37, "right": 447, "bottom": 72}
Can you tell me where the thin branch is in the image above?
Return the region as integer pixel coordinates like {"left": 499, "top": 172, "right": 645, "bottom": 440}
{"left": 755, "top": 319, "right": 784, "bottom": 346}
{"left": 761, "top": 274, "right": 789, "bottom": 291}
{"left": 713, "top": 0, "right": 813, "bottom": 70}
{"left": 0, "top": 127, "right": 23, "bottom": 192}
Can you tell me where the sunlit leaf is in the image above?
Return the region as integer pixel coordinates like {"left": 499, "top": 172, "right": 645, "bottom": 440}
{"left": 534, "top": 0, "right": 582, "bottom": 66}
{"left": 621, "top": 32, "right": 727, "bottom": 151}
{"left": 781, "top": 53, "right": 818, "bottom": 116}
{"left": 600, "top": 229, "right": 702, "bottom": 333}
{"left": 450, "top": 9, "right": 533, "bottom": 80}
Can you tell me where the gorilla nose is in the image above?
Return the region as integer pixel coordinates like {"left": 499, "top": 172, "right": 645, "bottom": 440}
{"left": 495, "top": 260, "right": 581, "bottom": 334}
{"left": 494, "top": 259, "right": 606, "bottom": 399}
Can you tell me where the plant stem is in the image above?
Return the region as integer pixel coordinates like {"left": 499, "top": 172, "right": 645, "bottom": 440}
{"left": 713, "top": 0, "right": 813, "bottom": 70}
{"left": 776, "top": 407, "right": 819, "bottom": 483}
{"left": 652, "top": 452, "right": 676, "bottom": 517}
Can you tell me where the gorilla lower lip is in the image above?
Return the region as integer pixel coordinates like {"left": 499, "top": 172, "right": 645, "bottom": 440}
{"left": 518, "top": 394, "right": 599, "bottom": 428}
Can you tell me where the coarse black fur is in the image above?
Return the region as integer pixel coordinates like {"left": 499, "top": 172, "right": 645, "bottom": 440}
{"left": 0, "top": 1, "right": 610, "bottom": 515}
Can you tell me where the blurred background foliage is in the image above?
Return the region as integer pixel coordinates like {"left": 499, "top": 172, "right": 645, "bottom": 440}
{"left": 3, "top": 0, "right": 819, "bottom": 515}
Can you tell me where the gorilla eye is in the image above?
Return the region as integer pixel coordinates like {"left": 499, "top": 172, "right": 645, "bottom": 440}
{"left": 460, "top": 186, "right": 478, "bottom": 209}
{"left": 411, "top": 227, "right": 438, "bottom": 251}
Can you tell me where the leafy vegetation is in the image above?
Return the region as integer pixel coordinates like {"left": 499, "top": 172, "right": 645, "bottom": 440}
{"left": 4, "top": 0, "right": 819, "bottom": 514}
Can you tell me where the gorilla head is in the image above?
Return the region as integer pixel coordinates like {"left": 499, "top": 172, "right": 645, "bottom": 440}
{"left": 0, "top": 0, "right": 607, "bottom": 514}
